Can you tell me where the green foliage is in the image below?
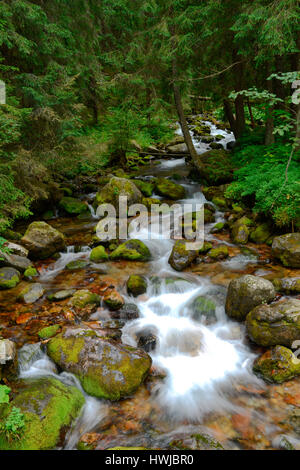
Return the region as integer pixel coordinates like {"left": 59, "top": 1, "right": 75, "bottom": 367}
{"left": 0, "top": 386, "right": 25, "bottom": 441}
{"left": 226, "top": 139, "right": 300, "bottom": 227}
{"left": 0, "top": 385, "right": 10, "bottom": 404}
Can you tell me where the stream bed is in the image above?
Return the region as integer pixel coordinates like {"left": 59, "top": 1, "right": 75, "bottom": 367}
{"left": 1, "top": 120, "right": 300, "bottom": 450}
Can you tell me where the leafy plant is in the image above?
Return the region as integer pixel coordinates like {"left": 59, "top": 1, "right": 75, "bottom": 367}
{"left": 0, "top": 386, "right": 25, "bottom": 441}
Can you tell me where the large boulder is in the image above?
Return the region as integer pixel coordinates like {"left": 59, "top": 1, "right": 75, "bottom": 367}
{"left": 253, "top": 345, "right": 300, "bottom": 384}
{"left": 193, "top": 149, "right": 233, "bottom": 185}
{"left": 231, "top": 217, "right": 253, "bottom": 245}
{"left": 95, "top": 177, "right": 142, "bottom": 211}
{"left": 21, "top": 222, "right": 66, "bottom": 260}
{"left": 0, "top": 267, "right": 21, "bottom": 290}
{"left": 90, "top": 245, "right": 109, "bottom": 263}
{"left": 246, "top": 299, "right": 300, "bottom": 347}
{"left": 250, "top": 223, "right": 272, "bottom": 244}
{"left": 110, "top": 239, "right": 151, "bottom": 262}
{"left": 168, "top": 240, "right": 198, "bottom": 271}
{"left": 155, "top": 178, "right": 186, "bottom": 200}
{"left": 0, "top": 339, "right": 18, "bottom": 381}
{"left": 167, "top": 143, "right": 189, "bottom": 154}
{"left": 225, "top": 275, "right": 276, "bottom": 321}
{"left": 133, "top": 180, "right": 154, "bottom": 198}
{"left": 59, "top": 197, "right": 88, "bottom": 215}
{"left": 272, "top": 233, "right": 300, "bottom": 268}
{"left": 4, "top": 242, "right": 28, "bottom": 258}
{"left": 273, "top": 277, "right": 300, "bottom": 295}
{"left": 0, "top": 377, "right": 84, "bottom": 450}
{"left": 47, "top": 326, "right": 152, "bottom": 400}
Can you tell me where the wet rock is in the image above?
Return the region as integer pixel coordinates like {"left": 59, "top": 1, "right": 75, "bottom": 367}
{"left": 4, "top": 242, "right": 28, "bottom": 258}
{"left": 47, "top": 326, "right": 152, "bottom": 400}
{"left": 250, "top": 223, "right": 272, "bottom": 244}
{"left": 225, "top": 274, "right": 276, "bottom": 321}
{"left": 198, "top": 241, "right": 213, "bottom": 254}
{"left": 191, "top": 296, "right": 217, "bottom": 324}
{"left": 24, "top": 266, "right": 38, "bottom": 280}
{"left": 231, "top": 217, "right": 253, "bottom": 244}
{"left": 168, "top": 240, "right": 198, "bottom": 271}
{"left": 18, "top": 283, "right": 45, "bottom": 304}
{"left": 167, "top": 143, "right": 189, "bottom": 154}
{"left": 133, "top": 180, "right": 154, "bottom": 197}
{"left": 90, "top": 245, "right": 109, "bottom": 263}
{"left": 212, "top": 196, "right": 228, "bottom": 209}
{"left": 142, "top": 197, "right": 162, "bottom": 210}
{"left": 246, "top": 299, "right": 300, "bottom": 347}
{"left": 21, "top": 222, "right": 66, "bottom": 260}
{"left": 253, "top": 345, "right": 300, "bottom": 383}
{"left": 165, "top": 136, "right": 185, "bottom": 147}
{"left": 0, "top": 267, "right": 21, "bottom": 289}
{"left": 95, "top": 177, "right": 142, "bottom": 211}
{"left": 210, "top": 142, "right": 223, "bottom": 150}
{"left": 110, "top": 239, "right": 151, "bottom": 262}
{"left": 193, "top": 149, "right": 233, "bottom": 185}
{"left": 155, "top": 178, "right": 186, "bottom": 200}
{"left": 208, "top": 245, "right": 229, "bottom": 260}
{"left": 38, "top": 324, "right": 61, "bottom": 340}
{"left": 111, "top": 303, "right": 140, "bottom": 321}
{"left": 137, "top": 329, "right": 157, "bottom": 353}
{"left": 59, "top": 197, "right": 88, "bottom": 215}
{"left": 227, "top": 141, "right": 236, "bottom": 150}
{"left": 273, "top": 277, "right": 300, "bottom": 295}
{"left": 66, "top": 259, "right": 89, "bottom": 270}
{"left": 201, "top": 135, "right": 214, "bottom": 143}
{"left": 272, "top": 233, "right": 300, "bottom": 268}
{"left": 69, "top": 289, "right": 101, "bottom": 312}
{"left": 0, "top": 252, "right": 32, "bottom": 272}
{"left": 0, "top": 377, "right": 84, "bottom": 450}
{"left": 127, "top": 275, "right": 147, "bottom": 297}
{"left": 204, "top": 208, "right": 215, "bottom": 223}
{"left": 0, "top": 339, "right": 18, "bottom": 381}
{"left": 103, "top": 290, "right": 125, "bottom": 311}
{"left": 47, "top": 289, "right": 76, "bottom": 301}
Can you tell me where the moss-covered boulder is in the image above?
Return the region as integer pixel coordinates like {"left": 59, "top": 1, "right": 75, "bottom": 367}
{"left": 95, "top": 177, "right": 142, "bottom": 212}
{"left": 193, "top": 149, "right": 233, "bottom": 185}
{"left": 59, "top": 197, "right": 88, "bottom": 215}
{"left": 127, "top": 275, "right": 147, "bottom": 297}
{"left": 231, "top": 223, "right": 250, "bottom": 245}
{"left": 90, "top": 245, "right": 109, "bottom": 263}
{"left": 253, "top": 345, "right": 300, "bottom": 384}
{"left": 168, "top": 240, "right": 198, "bottom": 271}
{"left": 0, "top": 377, "right": 84, "bottom": 450}
{"left": 110, "top": 239, "right": 151, "bottom": 262}
{"left": 21, "top": 222, "right": 66, "bottom": 260}
{"left": 225, "top": 274, "right": 276, "bottom": 321}
{"left": 142, "top": 197, "right": 162, "bottom": 210}
{"left": 0, "top": 267, "right": 21, "bottom": 290}
{"left": 103, "top": 290, "right": 125, "bottom": 311}
{"left": 38, "top": 325, "right": 61, "bottom": 340}
{"left": 133, "top": 180, "right": 154, "bottom": 197}
{"left": 66, "top": 259, "right": 89, "bottom": 270}
{"left": 198, "top": 241, "right": 213, "bottom": 253}
{"left": 18, "top": 283, "right": 45, "bottom": 304}
{"left": 272, "top": 233, "right": 300, "bottom": 268}
{"left": 250, "top": 223, "right": 272, "bottom": 244}
{"left": 273, "top": 277, "right": 300, "bottom": 295}
{"left": 155, "top": 178, "right": 186, "bottom": 200}
{"left": 210, "top": 222, "right": 225, "bottom": 234}
{"left": 208, "top": 245, "right": 229, "bottom": 260}
{"left": 69, "top": 290, "right": 101, "bottom": 312}
{"left": 246, "top": 299, "right": 300, "bottom": 347}
{"left": 201, "top": 135, "right": 214, "bottom": 144}
{"left": 47, "top": 326, "right": 152, "bottom": 400}
{"left": 191, "top": 296, "right": 217, "bottom": 324}
{"left": 24, "top": 266, "right": 38, "bottom": 280}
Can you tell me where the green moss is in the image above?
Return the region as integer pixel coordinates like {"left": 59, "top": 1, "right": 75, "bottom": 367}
{"left": 110, "top": 239, "right": 151, "bottom": 261}
{"left": 198, "top": 241, "right": 213, "bottom": 253}
{"left": 69, "top": 290, "right": 101, "bottom": 310}
{"left": 0, "top": 377, "right": 84, "bottom": 450}
{"left": 0, "top": 274, "right": 20, "bottom": 289}
{"left": 133, "top": 180, "right": 154, "bottom": 197}
{"left": 59, "top": 197, "right": 88, "bottom": 215}
{"left": 66, "top": 259, "right": 89, "bottom": 270}
{"left": 90, "top": 245, "right": 109, "bottom": 263}
{"left": 24, "top": 266, "right": 38, "bottom": 279}
{"left": 38, "top": 325, "right": 61, "bottom": 340}
{"left": 127, "top": 275, "right": 147, "bottom": 297}
{"left": 208, "top": 245, "right": 229, "bottom": 260}
{"left": 250, "top": 223, "right": 271, "bottom": 244}
{"left": 155, "top": 178, "right": 186, "bottom": 200}
{"left": 253, "top": 346, "right": 300, "bottom": 383}
{"left": 212, "top": 197, "right": 227, "bottom": 208}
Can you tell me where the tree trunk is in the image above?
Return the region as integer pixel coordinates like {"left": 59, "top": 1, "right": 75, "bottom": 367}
{"left": 264, "top": 64, "right": 275, "bottom": 145}
{"left": 223, "top": 99, "right": 236, "bottom": 135}
{"left": 172, "top": 60, "right": 199, "bottom": 165}
{"left": 233, "top": 56, "right": 246, "bottom": 139}
{"left": 247, "top": 99, "right": 255, "bottom": 129}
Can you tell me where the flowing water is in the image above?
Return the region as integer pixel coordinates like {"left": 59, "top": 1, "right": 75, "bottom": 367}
{"left": 2, "top": 119, "right": 300, "bottom": 450}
